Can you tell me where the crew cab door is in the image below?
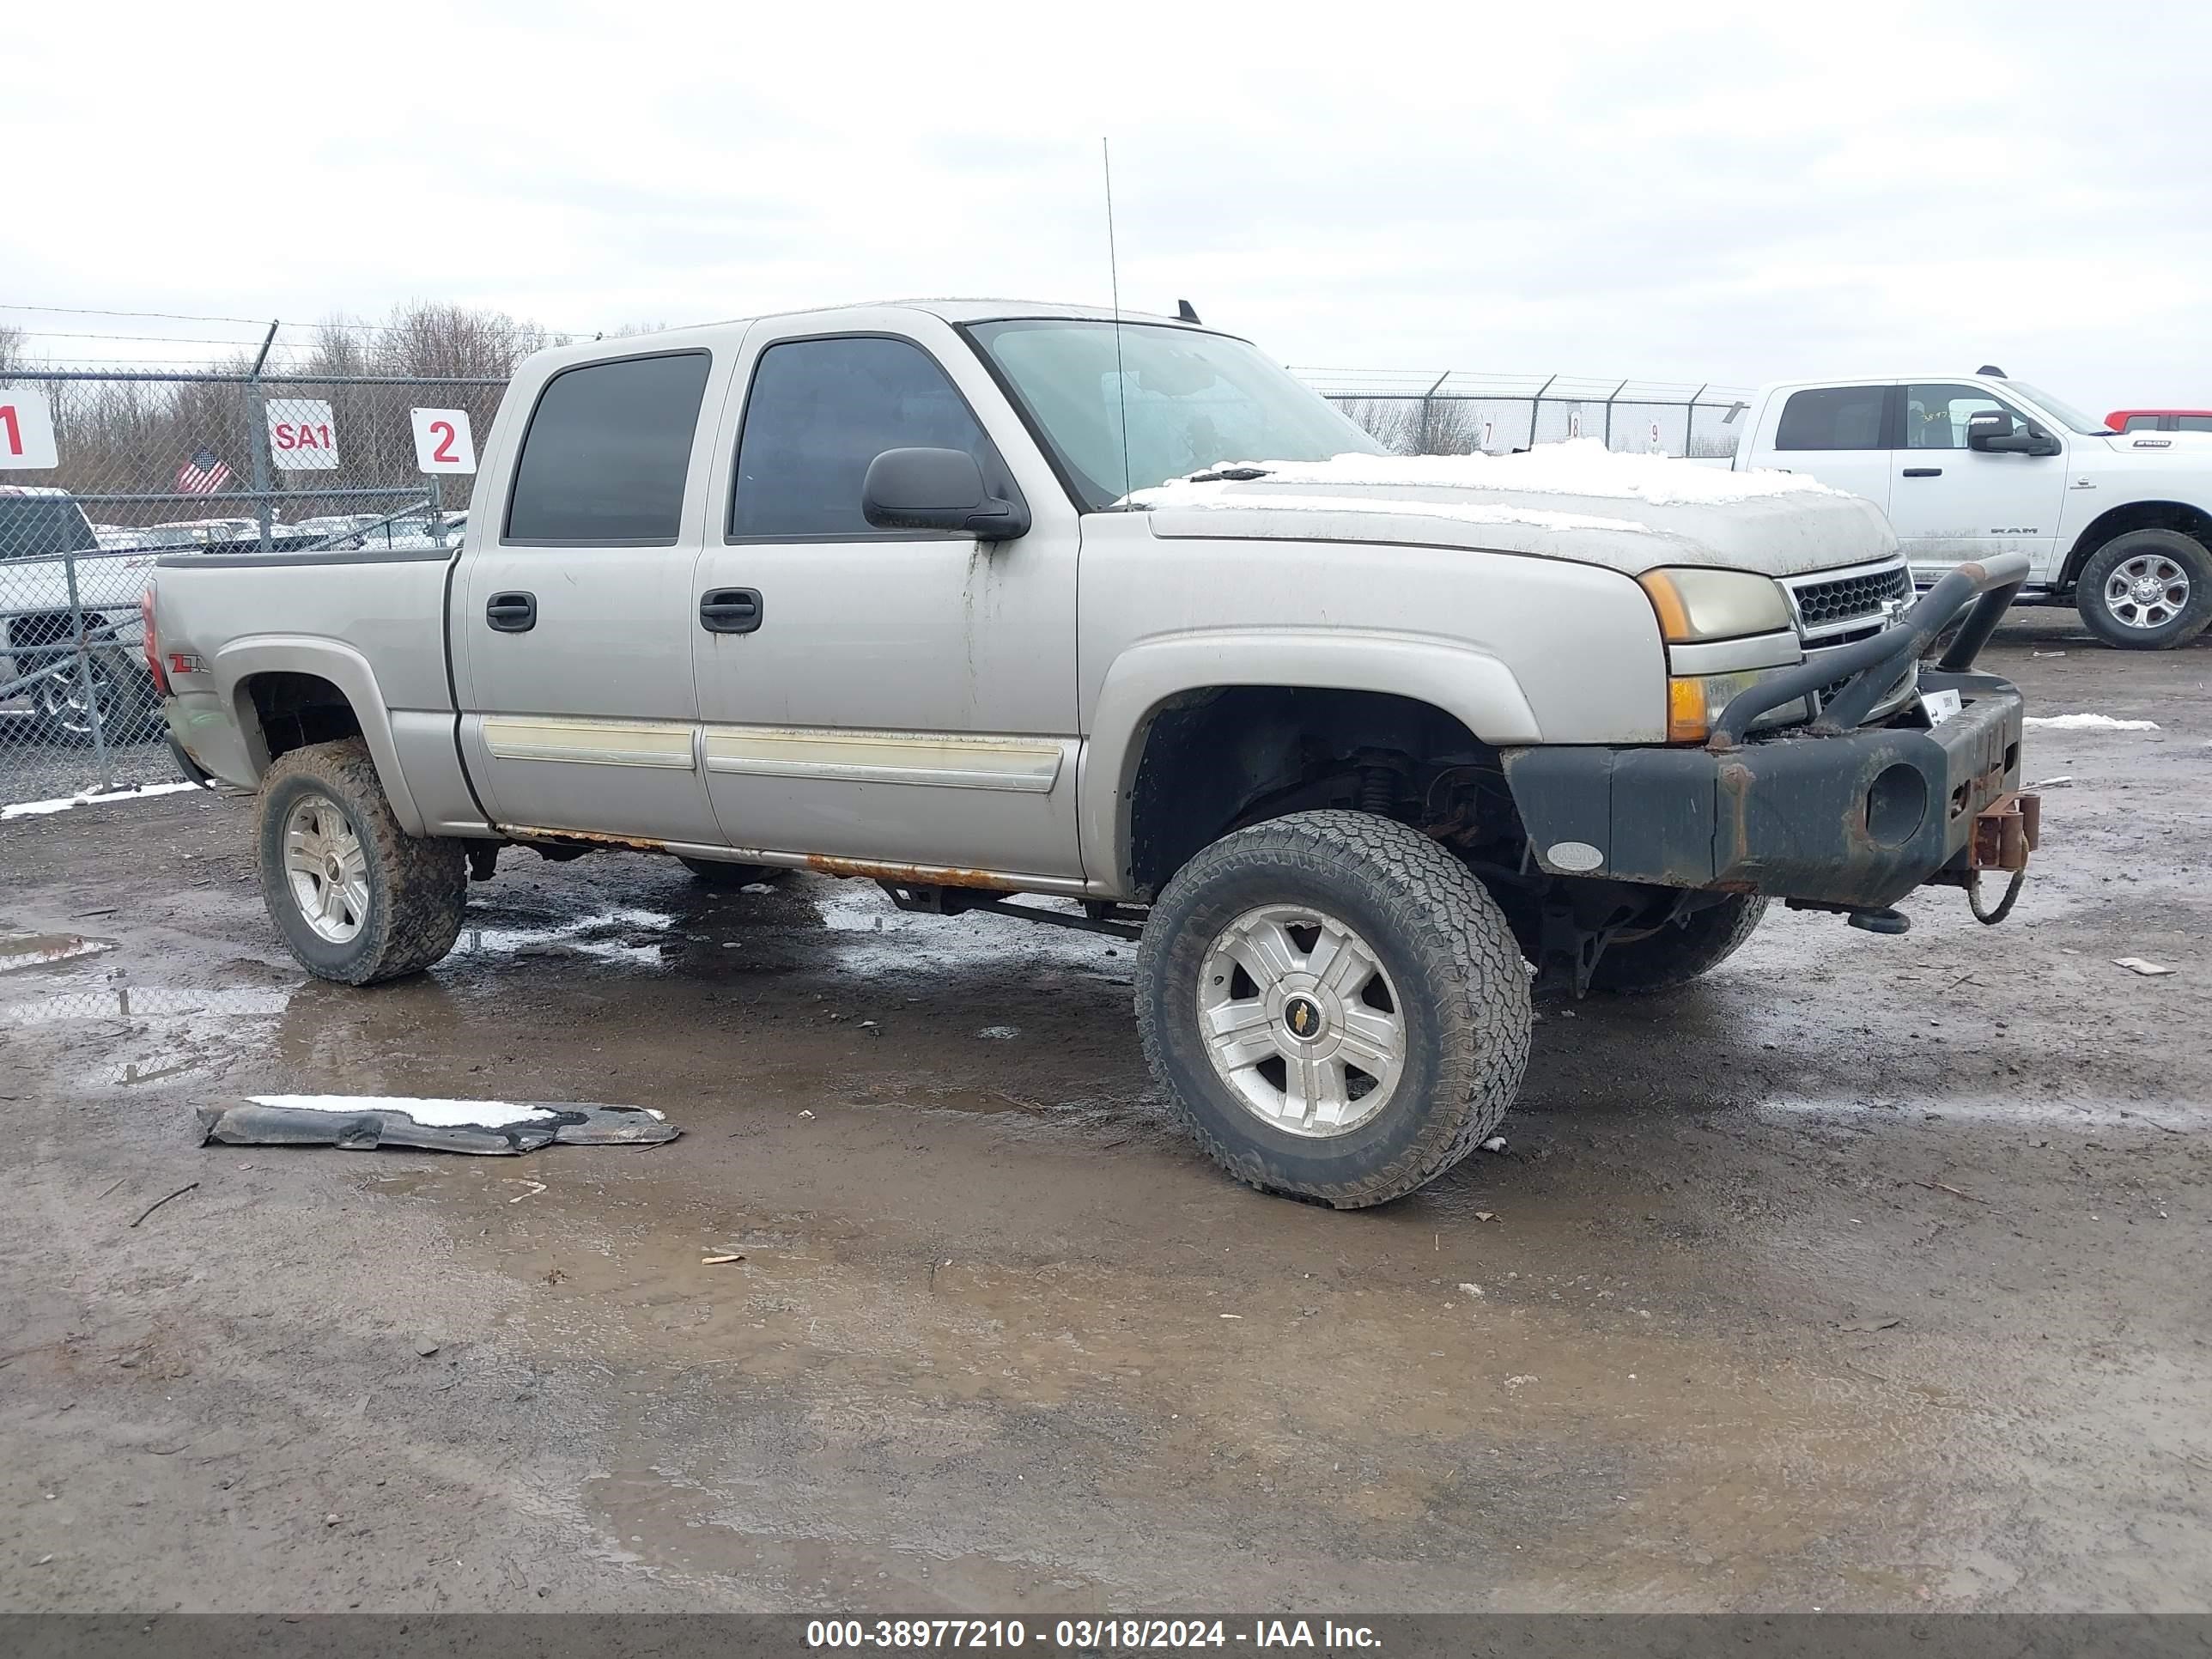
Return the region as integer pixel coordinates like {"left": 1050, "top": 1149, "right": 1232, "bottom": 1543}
{"left": 690, "top": 319, "right": 1083, "bottom": 879}
{"left": 1759, "top": 384, "right": 1894, "bottom": 520}
{"left": 1884, "top": 383, "right": 2065, "bottom": 585}
{"left": 454, "top": 348, "right": 728, "bottom": 846}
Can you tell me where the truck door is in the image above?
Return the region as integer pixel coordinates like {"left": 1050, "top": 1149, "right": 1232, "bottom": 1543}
{"left": 456, "top": 348, "right": 728, "bottom": 846}
{"left": 1762, "top": 384, "right": 1895, "bottom": 521}
{"left": 690, "top": 323, "right": 1083, "bottom": 880}
{"left": 1884, "top": 383, "right": 2065, "bottom": 585}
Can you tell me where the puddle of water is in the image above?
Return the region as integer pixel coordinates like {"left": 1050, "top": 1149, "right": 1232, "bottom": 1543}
{"left": 1758, "top": 1093, "right": 2208, "bottom": 1133}
{"left": 0, "top": 933, "right": 116, "bottom": 973}
{"left": 2, "top": 985, "right": 294, "bottom": 1024}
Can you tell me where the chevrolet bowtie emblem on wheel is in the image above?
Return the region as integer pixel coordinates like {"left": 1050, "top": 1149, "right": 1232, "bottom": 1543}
{"left": 1284, "top": 996, "right": 1322, "bottom": 1039}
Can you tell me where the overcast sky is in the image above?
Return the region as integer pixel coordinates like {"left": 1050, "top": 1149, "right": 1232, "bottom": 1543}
{"left": 9, "top": 2, "right": 2209, "bottom": 411}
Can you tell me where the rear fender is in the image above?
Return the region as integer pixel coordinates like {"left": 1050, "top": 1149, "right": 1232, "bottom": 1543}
{"left": 211, "top": 636, "right": 423, "bottom": 835}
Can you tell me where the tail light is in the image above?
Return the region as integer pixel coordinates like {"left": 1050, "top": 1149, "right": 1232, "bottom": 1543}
{"left": 142, "top": 586, "right": 171, "bottom": 696}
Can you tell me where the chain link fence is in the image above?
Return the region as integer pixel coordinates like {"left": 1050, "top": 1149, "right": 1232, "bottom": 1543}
{"left": 2, "top": 354, "right": 504, "bottom": 809}
{"left": 1299, "top": 369, "right": 1753, "bottom": 459}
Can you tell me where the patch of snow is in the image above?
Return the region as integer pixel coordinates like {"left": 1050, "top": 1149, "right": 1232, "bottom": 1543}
{"left": 3, "top": 780, "right": 204, "bottom": 821}
{"left": 246, "top": 1093, "right": 558, "bottom": 1128}
{"left": 2022, "top": 714, "right": 2160, "bottom": 732}
{"left": 1136, "top": 490, "right": 1651, "bottom": 535}
{"left": 1132, "top": 441, "right": 1844, "bottom": 510}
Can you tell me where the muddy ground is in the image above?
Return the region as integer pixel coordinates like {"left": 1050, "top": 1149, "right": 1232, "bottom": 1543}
{"left": 0, "top": 615, "right": 2205, "bottom": 1615}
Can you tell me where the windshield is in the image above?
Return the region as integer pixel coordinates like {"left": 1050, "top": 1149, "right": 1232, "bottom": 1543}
{"left": 0, "top": 495, "right": 100, "bottom": 561}
{"left": 2008, "top": 383, "right": 2113, "bottom": 436}
{"left": 966, "top": 319, "right": 1382, "bottom": 509}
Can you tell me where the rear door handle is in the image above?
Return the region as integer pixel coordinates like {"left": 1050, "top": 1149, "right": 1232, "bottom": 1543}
{"left": 700, "top": 587, "right": 763, "bottom": 635}
{"left": 1901, "top": 467, "right": 1943, "bottom": 478}
{"left": 485, "top": 591, "right": 537, "bottom": 632}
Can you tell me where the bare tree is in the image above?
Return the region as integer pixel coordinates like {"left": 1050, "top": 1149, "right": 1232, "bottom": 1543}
{"left": 1331, "top": 394, "right": 1485, "bottom": 456}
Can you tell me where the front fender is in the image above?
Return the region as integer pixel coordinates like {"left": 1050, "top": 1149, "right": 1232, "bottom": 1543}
{"left": 1078, "top": 629, "right": 1543, "bottom": 890}
{"left": 205, "top": 635, "right": 424, "bottom": 835}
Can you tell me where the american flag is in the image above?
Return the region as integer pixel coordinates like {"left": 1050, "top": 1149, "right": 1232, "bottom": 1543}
{"left": 176, "top": 447, "right": 232, "bottom": 495}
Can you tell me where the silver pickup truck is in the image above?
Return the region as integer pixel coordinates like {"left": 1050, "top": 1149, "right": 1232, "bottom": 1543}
{"left": 149, "top": 300, "right": 2040, "bottom": 1207}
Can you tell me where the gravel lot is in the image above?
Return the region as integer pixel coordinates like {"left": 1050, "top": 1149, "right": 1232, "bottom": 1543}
{"left": 1, "top": 615, "right": 2205, "bottom": 1614}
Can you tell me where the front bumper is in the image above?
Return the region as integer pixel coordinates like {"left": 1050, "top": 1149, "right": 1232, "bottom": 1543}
{"left": 1502, "top": 666, "right": 2026, "bottom": 910}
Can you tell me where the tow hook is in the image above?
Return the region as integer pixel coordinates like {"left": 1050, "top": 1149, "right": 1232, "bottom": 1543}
{"left": 1966, "top": 791, "right": 2041, "bottom": 925}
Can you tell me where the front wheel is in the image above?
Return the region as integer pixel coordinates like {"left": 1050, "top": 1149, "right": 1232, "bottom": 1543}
{"left": 1137, "top": 811, "right": 1532, "bottom": 1209}
{"left": 2075, "top": 529, "right": 2212, "bottom": 650}
{"left": 256, "top": 738, "right": 467, "bottom": 984}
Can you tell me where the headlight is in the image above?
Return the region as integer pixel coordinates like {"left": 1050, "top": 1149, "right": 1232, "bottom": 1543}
{"left": 1638, "top": 568, "right": 1794, "bottom": 642}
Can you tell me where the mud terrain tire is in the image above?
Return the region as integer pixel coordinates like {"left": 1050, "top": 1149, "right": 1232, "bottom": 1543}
{"left": 1138, "top": 810, "right": 1532, "bottom": 1209}
{"left": 256, "top": 738, "right": 466, "bottom": 985}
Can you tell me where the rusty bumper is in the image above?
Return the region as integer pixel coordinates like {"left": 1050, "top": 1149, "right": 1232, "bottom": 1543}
{"left": 1501, "top": 668, "right": 2030, "bottom": 911}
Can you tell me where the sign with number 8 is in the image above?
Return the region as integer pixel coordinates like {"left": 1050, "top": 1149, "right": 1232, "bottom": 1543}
{"left": 410, "top": 408, "right": 477, "bottom": 475}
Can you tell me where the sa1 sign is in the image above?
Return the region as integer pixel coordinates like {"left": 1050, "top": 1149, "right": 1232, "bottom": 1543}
{"left": 410, "top": 408, "right": 477, "bottom": 474}
{"left": 0, "top": 392, "right": 61, "bottom": 471}
{"left": 267, "top": 398, "right": 340, "bottom": 471}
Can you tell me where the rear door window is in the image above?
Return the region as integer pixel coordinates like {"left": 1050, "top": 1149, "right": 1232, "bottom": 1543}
{"left": 728, "top": 335, "right": 1006, "bottom": 541}
{"left": 504, "top": 351, "right": 712, "bottom": 545}
{"left": 1773, "top": 386, "right": 1887, "bottom": 451}
{"left": 2177, "top": 416, "right": 2212, "bottom": 433}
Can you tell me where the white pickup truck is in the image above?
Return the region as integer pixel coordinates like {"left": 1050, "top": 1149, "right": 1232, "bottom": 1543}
{"left": 0, "top": 485, "right": 162, "bottom": 742}
{"left": 1714, "top": 374, "right": 2212, "bottom": 649}
{"left": 149, "top": 301, "right": 2042, "bottom": 1208}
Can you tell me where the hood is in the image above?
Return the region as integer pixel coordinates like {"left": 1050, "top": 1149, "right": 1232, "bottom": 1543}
{"left": 1130, "top": 441, "right": 1899, "bottom": 578}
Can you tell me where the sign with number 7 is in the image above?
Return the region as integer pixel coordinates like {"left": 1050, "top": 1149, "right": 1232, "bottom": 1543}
{"left": 0, "top": 392, "right": 61, "bottom": 471}
{"left": 409, "top": 408, "right": 477, "bottom": 474}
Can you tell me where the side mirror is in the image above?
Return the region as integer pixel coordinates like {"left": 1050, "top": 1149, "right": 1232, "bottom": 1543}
{"left": 861, "top": 447, "right": 1030, "bottom": 541}
{"left": 1968, "top": 411, "right": 2062, "bottom": 457}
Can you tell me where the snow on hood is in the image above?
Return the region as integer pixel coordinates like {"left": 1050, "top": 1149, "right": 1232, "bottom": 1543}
{"left": 1127, "top": 441, "right": 1894, "bottom": 579}
{"left": 1129, "top": 441, "right": 1847, "bottom": 511}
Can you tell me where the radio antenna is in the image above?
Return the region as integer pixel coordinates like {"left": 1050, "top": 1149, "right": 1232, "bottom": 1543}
{"left": 1102, "top": 136, "right": 1133, "bottom": 502}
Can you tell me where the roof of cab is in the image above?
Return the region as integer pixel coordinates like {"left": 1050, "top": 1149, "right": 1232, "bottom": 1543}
{"left": 518, "top": 298, "right": 1220, "bottom": 375}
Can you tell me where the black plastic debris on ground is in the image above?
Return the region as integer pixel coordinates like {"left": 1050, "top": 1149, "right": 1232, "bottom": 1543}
{"left": 195, "top": 1097, "right": 679, "bottom": 1157}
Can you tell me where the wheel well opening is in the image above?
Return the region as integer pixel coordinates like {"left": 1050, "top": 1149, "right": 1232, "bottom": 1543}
{"left": 2064, "top": 501, "right": 2212, "bottom": 586}
{"left": 244, "top": 672, "right": 362, "bottom": 761}
{"left": 1127, "top": 686, "right": 1525, "bottom": 896}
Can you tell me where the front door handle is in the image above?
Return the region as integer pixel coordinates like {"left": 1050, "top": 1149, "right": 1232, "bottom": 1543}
{"left": 486, "top": 591, "right": 537, "bottom": 632}
{"left": 1901, "top": 467, "right": 1943, "bottom": 478}
{"left": 700, "top": 587, "right": 763, "bottom": 635}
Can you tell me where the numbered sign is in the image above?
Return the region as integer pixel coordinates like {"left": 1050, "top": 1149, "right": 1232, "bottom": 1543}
{"left": 267, "top": 398, "right": 340, "bottom": 471}
{"left": 409, "top": 408, "right": 477, "bottom": 474}
{"left": 0, "top": 392, "right": 60, "bottom": 471}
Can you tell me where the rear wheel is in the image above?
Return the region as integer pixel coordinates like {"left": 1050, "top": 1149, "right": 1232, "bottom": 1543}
{"left": 678, "top": 856, "right": 788, "bottom": 890}
{"left": 1588, "top": 894, "right": 1767, "bottom": 995}
{"left": 2075, "top": 529, "right": 2212, "bottom": 650}
{"left": 256, "top": 738, "right": 466, "bottom": 984}
{"left": 1137, "top": 810, "right": 1532, "bottom": 1209}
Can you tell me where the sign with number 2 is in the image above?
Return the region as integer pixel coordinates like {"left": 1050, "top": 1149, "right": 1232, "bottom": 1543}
{"left": 410, "top": 408, "right": 477, "bottom": 475}
{"left": 0, "top": 392, "right": 61, "bottom": 471}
